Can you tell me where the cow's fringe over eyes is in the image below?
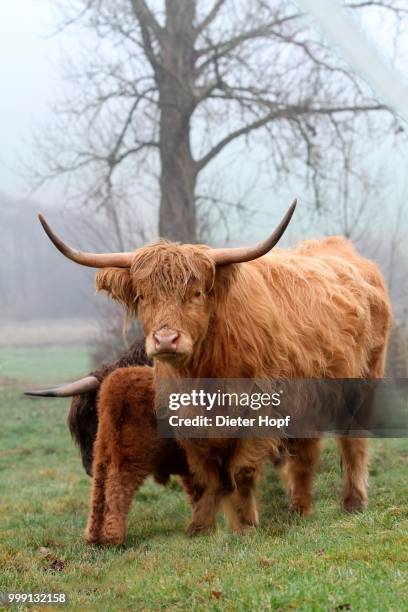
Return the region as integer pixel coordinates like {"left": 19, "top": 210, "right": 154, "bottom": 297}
{"left": 130, "top": 240, "right": 216, "bottom": 299}
{"left": 95, "top": 240, "right": 216, "bottom": 308}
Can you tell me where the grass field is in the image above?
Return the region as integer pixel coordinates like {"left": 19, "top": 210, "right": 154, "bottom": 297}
{"left": 0, "top": 345, "right": 93, "bottom": 386}
{"left": 0, "top": 347, "right": 407, "bottom": 611}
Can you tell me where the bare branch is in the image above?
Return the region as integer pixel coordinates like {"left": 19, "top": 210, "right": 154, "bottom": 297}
{"left": 195, "top": 0, "right": 227, "bottom": 35}
{"left": 196, "top": 13, "right": 302, "bottom": 72}
{"left": 345, "top": 0, "right": 408, "bottom": 12}
{"left": 130, "top": 0, "right": 163, "bottom": 68}
{"left": 130, "top": 0, "right": 163, "bottom": 38}
{"left": 197, "top": 103, "right": 388, "bottom": 171}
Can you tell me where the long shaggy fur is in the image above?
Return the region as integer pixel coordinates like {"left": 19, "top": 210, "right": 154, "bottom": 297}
{"left": 95, "top": 235, "right": 392, "bottom": 535}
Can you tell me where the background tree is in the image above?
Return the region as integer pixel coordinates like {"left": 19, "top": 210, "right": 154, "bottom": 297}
{"left": 32, "top": 0, "right": 407, "bottom": 245}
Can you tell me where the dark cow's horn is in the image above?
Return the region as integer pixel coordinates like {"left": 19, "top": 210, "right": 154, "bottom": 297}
{"left": 38, "top": 213, "right": 134, "bottom": 268}
{"left": 210, "top": 199, "right": 297, "bottom": 265}
{"left": 24, "top": 375, "right": 100, "bottom": 398}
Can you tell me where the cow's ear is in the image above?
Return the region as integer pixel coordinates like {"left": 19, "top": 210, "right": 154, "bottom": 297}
{"left": 213, "top": 263, "right": 238, "bottom": 297}
{"left": 95, "top": 267, "right": 134, "bottom": 310}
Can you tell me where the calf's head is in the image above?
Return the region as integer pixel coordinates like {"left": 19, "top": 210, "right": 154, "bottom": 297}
{"left": 38, "top": 200, "right": 296, "bottom": 367}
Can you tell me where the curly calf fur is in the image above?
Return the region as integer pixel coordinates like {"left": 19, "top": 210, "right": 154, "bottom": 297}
{"left": 85, "top": 365, "right": 192, "bottom": 545}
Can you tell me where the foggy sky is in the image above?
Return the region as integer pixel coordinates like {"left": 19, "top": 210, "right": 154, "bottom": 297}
{"left": 1, "top": 0, "right": 408, "bottom": 204}
{"left": 1, "top": 2, "right": 408, "bottom": 325}
{"left": 0, "top": 0, "right": 408, "bottom": 245}
{"left": 0, "top": 2, "right": 67, "bottom": 200}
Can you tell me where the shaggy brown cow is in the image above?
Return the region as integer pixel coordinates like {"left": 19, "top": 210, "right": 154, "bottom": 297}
{"left": 38, "top": 201, "right": 392, "bottom": 536}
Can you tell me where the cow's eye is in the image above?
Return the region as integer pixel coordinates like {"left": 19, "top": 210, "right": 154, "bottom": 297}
{"left": 194, "top": 291, "right": 202, "bottom": 298}
{"left": 138, "top": 294, "right": 144, "bottom": 301}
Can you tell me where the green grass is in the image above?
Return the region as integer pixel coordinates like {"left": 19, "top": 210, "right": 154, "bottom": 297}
{"left": 0, "top": 377, "right": 407, "bottom": 611}
{"left": 0, "top": 345, "right": 93, "bottom": 386}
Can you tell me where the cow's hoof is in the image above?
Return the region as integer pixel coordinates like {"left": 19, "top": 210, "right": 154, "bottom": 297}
{"left": 84, "top": 531, "right": 103, "bottom": 546}
{"left": 84, "top": 527, "right": 125, "bottom": 546}
{"left": 99, "top": 526, "right": 126, "bottom": 546}
{"left": 342, "top": 493, "right": 367, "bottom": 513}
{"left": 101, "top": 535, "right": 125, "bottom": 546}
{"left": 289, "top": 500, "right": 311, "bottom": 516}
{"left": 85, "top": 535, "right": 125, "bottom": 546}
{"left": 84, "top": 524, "right": 103, "bottom": 545}
{"left": 186, "top": 522, "right": 214, "bottom": 537}
{"left": 231, "top": 524, "right": 257, "bottom": 535}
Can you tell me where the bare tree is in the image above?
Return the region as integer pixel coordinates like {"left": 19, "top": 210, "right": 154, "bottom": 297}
{"left": 32, "top": 0, "right": 407, "bottom": 244}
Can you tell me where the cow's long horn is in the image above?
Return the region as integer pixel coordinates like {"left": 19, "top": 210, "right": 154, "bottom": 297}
{"left": 24, "top": 375, "right": 100, "bottom": 398}
{"left": 38, "top": 213, "right": 134, "bottom": 268}
{"left": 210, "top": 199, "right": 297, "bottom": 265}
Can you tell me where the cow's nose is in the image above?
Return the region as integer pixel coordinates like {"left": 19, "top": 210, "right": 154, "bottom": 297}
{"left": 153, "top": 329, "right": 180, "bottom": 353}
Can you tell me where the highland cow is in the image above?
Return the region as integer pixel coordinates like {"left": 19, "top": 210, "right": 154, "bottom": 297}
{"left": 37, "top": 201, "right": 392, "bottom": 537}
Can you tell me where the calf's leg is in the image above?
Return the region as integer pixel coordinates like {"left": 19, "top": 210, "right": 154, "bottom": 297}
{"left": 85, "top": 450, "right": 151, "bottom": 545}
{"left": 99, "top": 459, "right": 151, "bottom": 545}
{"left": 84, "top": 442, "right": 108, "bottom": 544}
{"left": 85, "top": 367, "right": 156, "bottom": 545}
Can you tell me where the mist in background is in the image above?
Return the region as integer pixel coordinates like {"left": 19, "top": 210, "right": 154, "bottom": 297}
{"left": 0, "top": 1, "right": 407, "bottom": 357}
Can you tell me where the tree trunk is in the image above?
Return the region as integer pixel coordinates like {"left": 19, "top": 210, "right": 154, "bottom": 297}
{"left": 159, "top": 138, "right": 197, "bottom": 243}
{"left": 157, "top": 0, "right": 198, "bottom": 243}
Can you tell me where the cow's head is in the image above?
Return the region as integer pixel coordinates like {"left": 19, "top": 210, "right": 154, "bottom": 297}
{"left": 38, "top": 200, "right": 296, "bottom": 366}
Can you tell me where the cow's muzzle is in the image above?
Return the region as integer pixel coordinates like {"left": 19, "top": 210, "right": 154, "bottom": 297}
{"left": 153, "top": 328, "right": 180, "bottom": 355}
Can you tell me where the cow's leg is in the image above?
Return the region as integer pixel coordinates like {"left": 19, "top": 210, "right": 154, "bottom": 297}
{"left": 337, "top": 437, "right": 368, "bottom": 512}
{"left": 186, "top": 470, "right": 224, "bottom": 536}
{"left": 284, "top": 438, "right": 320, "bottom": 516}
{"left": 179, "top": 474, "right": 195, "bottom": 505}
{"left": 222, "top": 466, "right": 259, "bottom": 534}
{"left": 184, "top": 448, "right": 227, "bottom": 536}
{"left": 336, "top": 342, "right": 388, "bottom": 513}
